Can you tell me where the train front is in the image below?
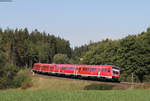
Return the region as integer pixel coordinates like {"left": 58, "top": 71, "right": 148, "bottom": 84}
{"left": 112, "top": 66, "right": 120, "bottom": 82}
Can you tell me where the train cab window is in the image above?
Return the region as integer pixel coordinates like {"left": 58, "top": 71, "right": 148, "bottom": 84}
{"left": 113, "top": 71, "right": 119, "bottom": 75}
{"left": 108, "top": 69, "right": 110, "bottom": 72}
{"left": 34, "top": 64, "right": 40, "bottom": 68}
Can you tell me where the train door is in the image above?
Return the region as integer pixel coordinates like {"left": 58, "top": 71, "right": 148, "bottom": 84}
{"left": 98, "top": 68, "right": 101, "bottom": 78}
{"left": 107, "top": 68, "right": 111, "bottom": 76}
{"left": 73, "top": 66, "right": 77, "bottom": 76}
{"left": 75, "top": 66, "right": 81, "bottom": 76}
{"left": 49, "top": 65, "right": 54, "bottom": 72}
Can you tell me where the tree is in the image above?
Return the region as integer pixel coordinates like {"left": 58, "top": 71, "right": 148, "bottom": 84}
{"left": 74, "top": 29, "right": 150, "bottom": 82}
{"left": 82, "top": 39, "right": 119, "bottom": 65}
{"left": 0, "top": 64, "right": 18, "bottom": 89}
{"left": 53, "top": 54, "right": 69, "bottom": 64}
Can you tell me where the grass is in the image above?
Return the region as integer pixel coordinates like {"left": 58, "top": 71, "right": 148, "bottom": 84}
{"left": 0, "top": 89, "right": 150, "bottom": 101}
{"left": 28, "top": 74, "right": 126, "bottom": 90}
{"left": 1, "top": 72, "right": 150, "bottom": 101}
{"left": 29, "top": 76, "right": 91, "bottom": 90}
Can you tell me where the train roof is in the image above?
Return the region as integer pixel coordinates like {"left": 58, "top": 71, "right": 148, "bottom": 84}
{"left": 35, "top": 63, "right": 112, "bottom": 68}
{"left": 33, "top": 63, "right": 120, "bottom": 68}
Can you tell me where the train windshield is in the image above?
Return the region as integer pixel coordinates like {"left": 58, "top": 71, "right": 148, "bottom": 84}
{"left": 34, "top": 64, "right": 40, "bottom": 67}
{"left": 113, "top": 71, "right": 119, "bottom": 75}
{"left": 112, "top": 66, "right": 120, "bottom": 75}
{"left": 112, "top": 66, "right": 119, "bottom": 70}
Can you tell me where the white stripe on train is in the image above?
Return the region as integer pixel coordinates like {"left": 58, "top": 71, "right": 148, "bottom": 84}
{"left": 32, "top": 69, "right": 112, "bottom": 79}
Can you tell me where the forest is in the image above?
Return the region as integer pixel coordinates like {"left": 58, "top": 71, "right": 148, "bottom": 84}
{"left": 0, "top": 27, "right": 150, "bottom": 89}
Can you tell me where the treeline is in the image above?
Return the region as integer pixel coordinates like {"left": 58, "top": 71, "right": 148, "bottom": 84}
{"left": 0, "top": 28, "right": 71, "bottom": 67}
{"left": 0, "top": 28, "right": 71, "bottom": 89}
{"left": 73, "top": 28, "right": 150, "bottom": 82}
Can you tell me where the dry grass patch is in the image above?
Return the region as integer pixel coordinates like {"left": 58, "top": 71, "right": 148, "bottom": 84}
{"left": 29, "top": 76, "right": 91, "bottom": 90}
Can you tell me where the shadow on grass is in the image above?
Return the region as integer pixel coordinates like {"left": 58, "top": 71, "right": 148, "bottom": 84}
{"left": 84, "top": 84, "right": 115, "bottom": 90}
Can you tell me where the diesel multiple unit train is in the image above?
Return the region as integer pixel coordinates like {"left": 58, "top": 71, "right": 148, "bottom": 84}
{"left": 32, "top": 63, "right": 120, "bottom": 82}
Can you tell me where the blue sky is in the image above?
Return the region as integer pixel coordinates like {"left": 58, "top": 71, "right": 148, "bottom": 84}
{"left": 0, "top": 0, "right": 150, "bottom": 47}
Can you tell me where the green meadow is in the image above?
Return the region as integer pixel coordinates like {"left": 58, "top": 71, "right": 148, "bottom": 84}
{"left": 0, "top": 90, "right": 150, "bottom": 101}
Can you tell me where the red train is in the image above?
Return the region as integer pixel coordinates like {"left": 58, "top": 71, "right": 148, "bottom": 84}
{"left": 32, "top": 63, "right": 120, "bottom": 82}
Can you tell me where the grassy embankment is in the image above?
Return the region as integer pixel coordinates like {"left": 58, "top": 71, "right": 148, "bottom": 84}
{"left": 0, "top": 89, "right": 150, "bottom": 101}
{"left": 28, "top": 74, "right": 128, "bottom": 90}
{"left": 0, "top": 72, "right": 150, "bottom": 101}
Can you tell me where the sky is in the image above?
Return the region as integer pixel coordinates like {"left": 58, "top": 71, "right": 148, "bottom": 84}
{"left": 0, "top": 0, "right": 150, "bottom": 47}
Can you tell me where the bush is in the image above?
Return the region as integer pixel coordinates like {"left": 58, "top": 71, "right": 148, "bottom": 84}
{"left": 133, "top": 82, "right": 150, "bottom": 89}
{"left": 0, "top": 64, "right": 18, "bottom": 89}
{"left": 84, "top": 84, "right": 114, "bottom": 90}
{"left": 13, "top": 70, "right": 32, "bottom": 89}
{"left": 21, "top": 82, "right": 32, "bottom": 89}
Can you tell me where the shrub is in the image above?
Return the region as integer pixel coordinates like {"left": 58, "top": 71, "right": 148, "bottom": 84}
{"left": 133, "top": 82, "right": 150, "bottom": 89}
{"left": 21, "top": 82, "right": 32, "bottom": 89}
{"left": 13, "top": 70, "right": 32, "bottom": 89}
{"left": 84, "top": 84, "right": 114, "bottom": 90}
{"left": 0, "top": 64, "right": 18, "bottom": 89}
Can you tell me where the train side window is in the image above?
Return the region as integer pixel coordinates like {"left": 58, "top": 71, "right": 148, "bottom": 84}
{"left": 68, "top": 67, "right": 75, "bottom": 70}
{"left": 62, "top": 67, "right": 65, "bottom": 70}
{"left": 56, "top": 67, "right": 60, "bottom": 69}
{"left": 82, "top": 68, "right": 96, "bottom": 71}
{"left": 42, "top": 66, "right": 48, "bottom": 68}
{"left": 89, "top": 68, "right": 96, "bottom": 71}
{"left": 83, "top": 68, "right": 88, "bottom": 71}
{"left": 50, "top": 66, "right": 54, "bottom": 69}
{"left": 102, "top": 68, "right": 107, "bottom": 72}
{"left": 64, "top": 67, "right": 75, "bottom": 70}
